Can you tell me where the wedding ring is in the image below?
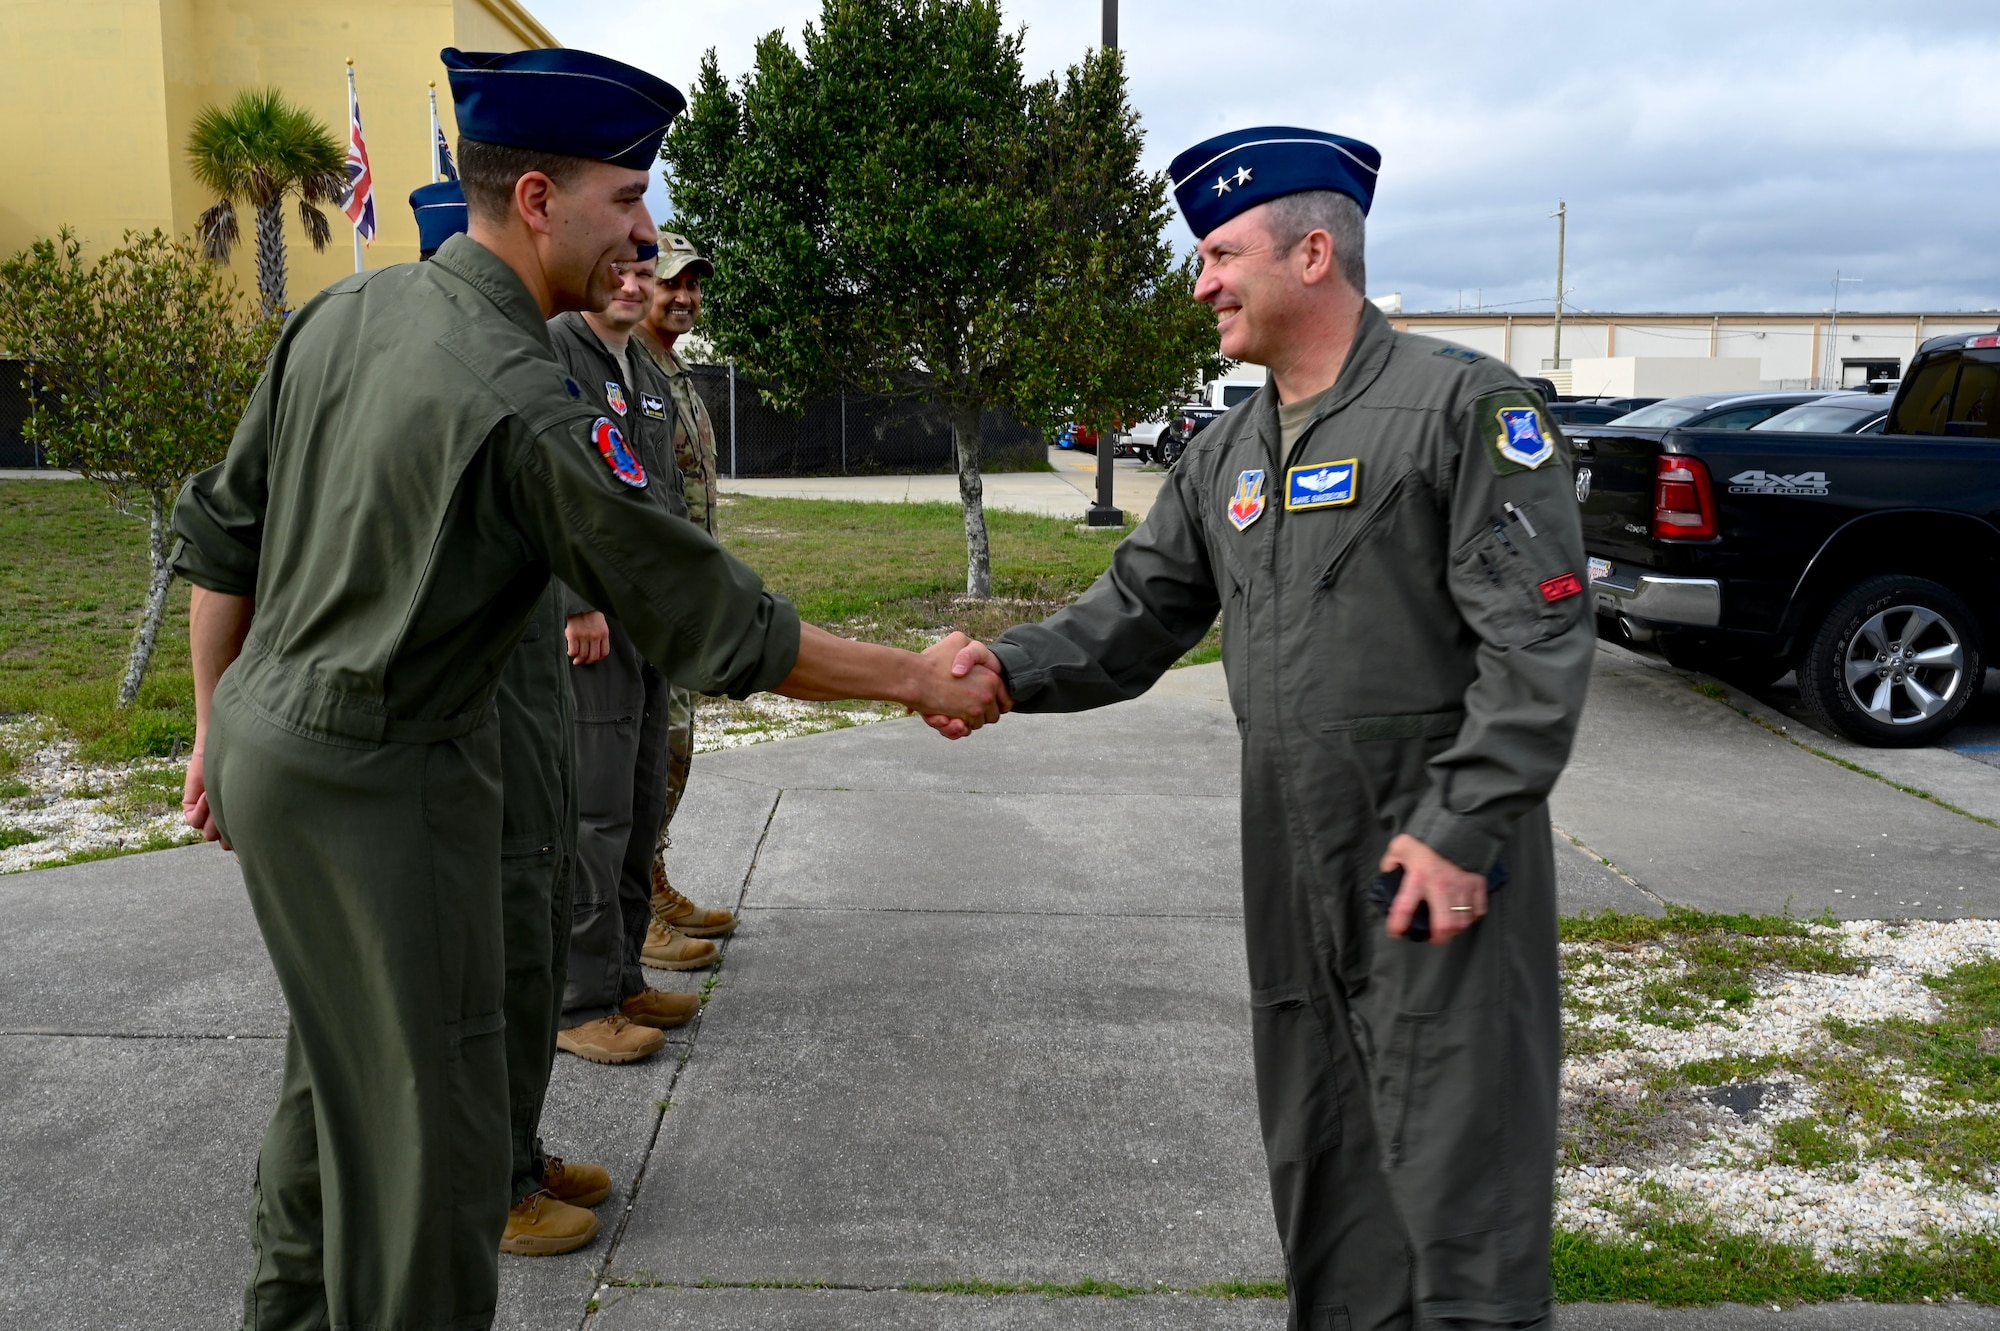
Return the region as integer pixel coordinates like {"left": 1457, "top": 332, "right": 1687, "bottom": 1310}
{"left": 1448, "top": 905, "right": 1474, "bottom": 913}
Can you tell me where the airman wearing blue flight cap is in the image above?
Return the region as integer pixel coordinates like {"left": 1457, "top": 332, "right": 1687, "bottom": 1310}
{"left": 177, "top": 44, "right": 1010, "bottom": 1331}
{"left": 967, "top": 126, "right": 1594, "bottom": 1331}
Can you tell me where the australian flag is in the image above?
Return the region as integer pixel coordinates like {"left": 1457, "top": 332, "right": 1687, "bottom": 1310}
{"left": 343, "top": 78, "right": 377, "bottom": 242}
{"left": 434, "top": 123, "right": 458, "bottom": 182}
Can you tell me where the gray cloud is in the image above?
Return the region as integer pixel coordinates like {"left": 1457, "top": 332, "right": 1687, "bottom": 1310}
{"left": 536, "top": 0, "right": 2000, "bottom": 314}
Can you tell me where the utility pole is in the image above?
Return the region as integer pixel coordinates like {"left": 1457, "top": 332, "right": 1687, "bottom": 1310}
{"left": 1826, "top": 271, "right": 1862, "bottom": 389}
{"left": 1084, "top": 0, "right": 1124, "bottom": 526}
{"left": 1549, "top": 201, "right": 1567, "bottom": 371}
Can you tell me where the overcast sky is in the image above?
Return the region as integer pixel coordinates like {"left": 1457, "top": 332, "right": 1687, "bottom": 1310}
{"left": 535, "top": 0, "right": 1999, "bottom": 315}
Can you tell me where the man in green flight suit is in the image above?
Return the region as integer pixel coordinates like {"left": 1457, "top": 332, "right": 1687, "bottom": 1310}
{"left": 944, "top": 129, "right": 1594, "bottom": 1330}
{"left": 546, "top": 251, "right": 711, "bottom": 1065}
{"left": 412, "top": 177, "right": 613, "bottom": 1254}
{"left": 176, "top": 47, "right": 1008, "bottom": 1331}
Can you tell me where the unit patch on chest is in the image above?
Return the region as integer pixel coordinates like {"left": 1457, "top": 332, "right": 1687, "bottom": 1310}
{"left": 605, "top": 382, "right": 629, "bottom": 416}
{"left": 1284, "top": 459, "right": 1358, "bottom": 511}
{"left": 592, "top": 417, "right": 647, "bottom": 488}
{"left": 640, "top": 393, "right": 667, "bottom": 419}
{"left": 1227, "top": 469, "right": 1268, "bottom": 530}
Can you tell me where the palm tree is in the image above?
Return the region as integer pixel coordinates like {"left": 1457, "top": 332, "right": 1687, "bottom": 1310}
{"left": 187, "top": 88, "right": 346, "bottom": 314}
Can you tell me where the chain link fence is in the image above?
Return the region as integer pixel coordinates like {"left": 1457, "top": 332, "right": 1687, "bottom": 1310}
{"left": 0, "top": 361, "right": 40, "bottom": 468}
{"left": 682, "top": 362, "right": 1045, "bottom": 477}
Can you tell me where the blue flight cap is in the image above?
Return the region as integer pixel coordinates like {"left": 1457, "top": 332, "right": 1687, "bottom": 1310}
{"left": 409, "top": 180, "right": 468, "bottom": 254}
{"left": 442, "top": 47, "right": 686, "bottom": 169}
{"left": 1169, "top": 127, "right": 1381, "bottom": 240}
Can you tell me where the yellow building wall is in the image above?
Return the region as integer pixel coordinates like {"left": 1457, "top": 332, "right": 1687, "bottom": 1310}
{"left": 1, "top": 0, "right": 555, "bottom": 307}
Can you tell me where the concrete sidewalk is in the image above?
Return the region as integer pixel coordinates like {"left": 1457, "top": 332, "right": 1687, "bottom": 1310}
{"left": 3, "top": 651, "right": 1996, "bottom": 1329}
{"left": 718, "top": 447, "right": 1168, "bottom": 521}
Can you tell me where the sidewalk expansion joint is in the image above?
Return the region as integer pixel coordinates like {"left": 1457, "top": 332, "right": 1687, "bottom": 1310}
{"left": 746, "top": 903, "right": 1244, "bottom": 921}
{"left": 578, "top": 786, "right": 784, "bottom": 1331}
{"left": 0, "top": 1029, "right": 282, "bottom": 1040}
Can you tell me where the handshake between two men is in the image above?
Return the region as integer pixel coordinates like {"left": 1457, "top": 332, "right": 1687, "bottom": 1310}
{"left": 779, "top": 623, "right": 1012, "bottom": 739}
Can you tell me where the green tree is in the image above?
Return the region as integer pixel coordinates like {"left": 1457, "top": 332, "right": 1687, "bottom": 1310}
{"left": 664, "top": 0, "right": 1217, "bottom": 597}
{"left": 186, "top": 88, "right": 346, "bottom": 315}
{"left": 0, "top": 230, "right": 277, "bottom": 706}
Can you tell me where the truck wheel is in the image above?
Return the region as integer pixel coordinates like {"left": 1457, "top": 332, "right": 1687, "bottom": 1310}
{"left": 1157, "top": 431, "right": 1185, "bottom": 469}
{"left": 1798, "top": 575, "right": 1983, "bottom": 747}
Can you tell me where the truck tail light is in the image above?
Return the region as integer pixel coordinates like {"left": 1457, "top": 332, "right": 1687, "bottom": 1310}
{"left": 1653, "top": 455, "right": 1717, "bottom": 539}
{"left": 1968, "top": 334, "right": 2000, "bottom": 349}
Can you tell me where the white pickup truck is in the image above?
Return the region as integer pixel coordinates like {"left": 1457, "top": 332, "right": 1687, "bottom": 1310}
{"left": 1119, "top": 373, "right": 1266, "bottom": 464}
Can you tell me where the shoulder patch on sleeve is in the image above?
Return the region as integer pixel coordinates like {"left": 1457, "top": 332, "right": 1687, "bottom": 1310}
{"left": 1435, "top": 344, "right": 1485, "bottom": 363}
{"left": 1474, "top": 390, "right": 1556, "bottom": 474}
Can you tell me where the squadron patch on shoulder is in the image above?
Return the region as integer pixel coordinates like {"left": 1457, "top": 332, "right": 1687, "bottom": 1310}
{"left": 605, "top": 382, "right": 629, "bottom": 416}
{"left": 1476, "top": 391, "right": 1558, "bottom": 474}
{"left": 1227, "top": 469, "right": 1268, "bottom": 531}
{"left": 640, "top": 392, "right": 667, "bottom": 419}
{"left": 1285, "top": 459, "right": 1358, "bottom": 511}
{"left": 1435, "top": 344, "right": 1485, "bottom": 363}
{"left": 592, "top": 417, "right": 647, "bottom": 488}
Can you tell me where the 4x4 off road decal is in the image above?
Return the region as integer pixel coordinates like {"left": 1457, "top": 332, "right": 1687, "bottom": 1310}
{"left": 1728, "top": 469, "right": 1828, "bottom": 496}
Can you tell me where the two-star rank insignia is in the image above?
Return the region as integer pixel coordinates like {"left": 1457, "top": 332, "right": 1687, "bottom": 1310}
{"left": 1211, "top": 164, "right": 1254, "bottom": 197}
{"left": 605, "top": 382, "right": 628, "bottom": 415}
{"left": 1285, "top": 459, "right": 1358, "bottom": 510}
{"left": 592, "top": 417, "right": 647, "bottom": 487}
{"left": 1228, "top": 469, "right": 1268, "bottom": 530}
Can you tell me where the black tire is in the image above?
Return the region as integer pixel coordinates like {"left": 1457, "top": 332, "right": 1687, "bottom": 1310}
{"left": 1157, "top": 429, "right": 1186, "bottom": 469}
{"left": 1797, "top": 574, "right": 1983, "bottom": 747}
{"left": 1659, "top": 635, "right": 1791, "bottom": 690}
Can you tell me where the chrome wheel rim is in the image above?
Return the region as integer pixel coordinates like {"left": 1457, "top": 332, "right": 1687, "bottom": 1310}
{"left": 1841, "top": 604, "right": 1964, "bottom": 725}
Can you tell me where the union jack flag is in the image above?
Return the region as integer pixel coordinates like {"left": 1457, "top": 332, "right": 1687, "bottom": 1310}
{"left": 343, "top": 70, "right": 376, "bottom": 242}
{"left": 434, "top": 123, "right": 458, "bottom": 182}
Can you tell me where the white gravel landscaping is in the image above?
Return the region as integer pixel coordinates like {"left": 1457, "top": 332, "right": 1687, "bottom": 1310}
{"left": 1557, "top": 918, "right": 2000, "bottom": 1265}
{"left": 0, "top": 717, "right": 194, "bottom": 874}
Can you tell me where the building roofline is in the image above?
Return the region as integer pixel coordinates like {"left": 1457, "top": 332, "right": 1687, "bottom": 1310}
{"left": 474, "top": 0, "right": 560, "bottom": 49}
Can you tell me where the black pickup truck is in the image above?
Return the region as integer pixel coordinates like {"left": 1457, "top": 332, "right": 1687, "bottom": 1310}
{"left": 1572, "top": 328, "right": 2000, "bottom": 746}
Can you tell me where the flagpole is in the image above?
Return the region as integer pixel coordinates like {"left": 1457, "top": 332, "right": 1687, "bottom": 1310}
{"left": 429, "top": 83, "right": 441, "bottom": 184}
{"left": 347, "top": 59, "right": 363, "bottom": 274}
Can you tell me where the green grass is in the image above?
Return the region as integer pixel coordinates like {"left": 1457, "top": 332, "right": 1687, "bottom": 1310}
{"left": 716, "top": 494, "right": 1220, "bottom": 665}
{"left": 1560, "top": 907, "right": 1860, "bottom": 1029}
{"left": 1554, "top": 1213, "right": 1999, "bottom": 1305}
{"left": 0, "top": 481, "right": 194, "bottom": 760}
{"left": 0, "top": 825, "right": 41, "bottom": 848}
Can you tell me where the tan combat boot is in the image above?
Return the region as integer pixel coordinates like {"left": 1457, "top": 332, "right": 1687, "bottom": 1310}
{"left": 500, "top": 1190, "right": 599, "bottom": 1256}
{"left": 556, "top": 1013, "right": 666, "bottom": 1064}
{"left": 640, "top": 919, "right": 719, "bottom": 971}
{"left": 542, "top": 1155, "right": 611, "bottom": 1208}
{"left": 651, "top": 862, "right": 738, "bottom": 938}
{"left": 621, "top": 986, "right": 699, "bottom": 1029}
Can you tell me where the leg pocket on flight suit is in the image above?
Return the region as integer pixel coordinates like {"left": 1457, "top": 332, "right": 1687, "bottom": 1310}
{"left": 1370, "top": 1007, "right": 1505, "bottom": 1239}
{"left": 1248, "top": 987, "right": 1343, "bottom": 1162}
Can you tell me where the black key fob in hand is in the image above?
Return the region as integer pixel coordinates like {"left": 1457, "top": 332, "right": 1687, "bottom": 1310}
{"left": 1370, "top": 861, "right": 1509, "bottom": 942}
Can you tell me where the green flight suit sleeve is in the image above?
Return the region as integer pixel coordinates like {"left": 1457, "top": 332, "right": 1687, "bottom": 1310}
{"left": 501, "top": 414, "right": 800, "bottom": 700}
{"left": 989, "top": 468, "right": 1221, "bottom": 710}
{"left": 170, "top": 370, "right": 276, "bottom": 596}
{"left": 1402, "top": 386, "right": 1596, "bottom": 872}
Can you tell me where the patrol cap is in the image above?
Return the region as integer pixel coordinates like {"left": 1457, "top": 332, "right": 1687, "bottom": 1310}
{"left": 408, "top": 180, "right": 468, "bottom": 255}
{"left": 441, "top": 47, "right": 686, "bottom": 169}
{"left": 657, "top": 232, "right": 713, "bottom": 281}
{"left": 1169, "top": 127, "right": 1381, "bottom": 240}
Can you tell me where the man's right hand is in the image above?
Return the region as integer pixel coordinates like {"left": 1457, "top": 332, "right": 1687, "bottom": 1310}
{"left": 923, "top": 637, "right": 1012, "bottom": 739}
{"left": 181, "top": 748, "right": 229, "bottom": 850}
{"left": 567, "top": 611, "right": 611, "bottom": 665}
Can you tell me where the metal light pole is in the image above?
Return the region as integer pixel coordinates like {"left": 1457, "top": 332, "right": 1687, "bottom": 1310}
{"left": 1084, "top": 0, "right": 1125, "bottom": 527}
{"left": 1825, "top": 272, "right": 1862, "bottom": 389}
{"left": 1549, "top": 201, "right": 1567, "bottom": 372}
